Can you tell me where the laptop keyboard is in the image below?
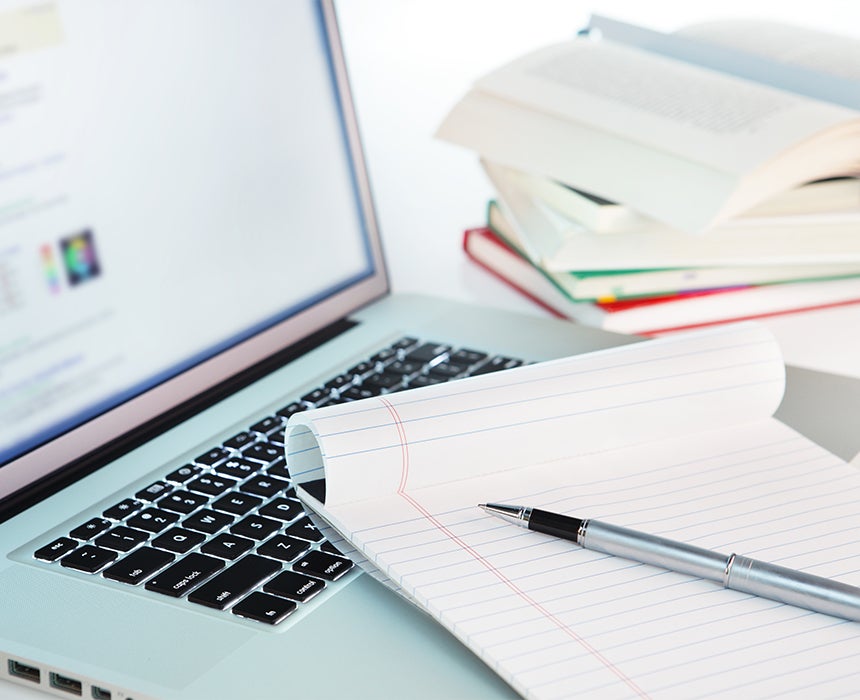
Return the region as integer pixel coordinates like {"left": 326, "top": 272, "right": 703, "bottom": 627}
{"left": 32, "top": 336, "right": 525, "bottom": 626}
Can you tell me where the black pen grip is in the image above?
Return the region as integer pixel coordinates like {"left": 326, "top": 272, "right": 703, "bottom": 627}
{"left": 528, "top": 508, "right": 583, "bottom": 543}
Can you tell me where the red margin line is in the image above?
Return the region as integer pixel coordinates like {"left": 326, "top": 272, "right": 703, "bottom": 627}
{"left": 378, "top": 396, "right": 649, "bottom": 698}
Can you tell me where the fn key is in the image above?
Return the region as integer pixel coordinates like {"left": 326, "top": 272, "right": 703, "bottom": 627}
{"left": 232, "top": 592, "right": 296, "bottom": 625}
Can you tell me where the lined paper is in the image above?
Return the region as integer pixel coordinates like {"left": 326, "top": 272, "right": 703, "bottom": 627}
{"left": 288, "top": 324, "right": 860, "bottom": 698}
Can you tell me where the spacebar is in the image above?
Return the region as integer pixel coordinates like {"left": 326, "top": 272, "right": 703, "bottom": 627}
{"left": 188, "top": 554, "right": 281, "bottom": 610}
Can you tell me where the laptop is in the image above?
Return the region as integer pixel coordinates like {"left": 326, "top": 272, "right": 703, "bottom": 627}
{"left": 0, "top": 2, "right": 635, "bottom": 698}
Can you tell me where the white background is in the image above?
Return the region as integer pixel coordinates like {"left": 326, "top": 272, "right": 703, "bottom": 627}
{"left": 5, "top": 1, "right": 860, "bottom": 698}
{"left": 334, "top": 0, "right": 860, "bottom": 378}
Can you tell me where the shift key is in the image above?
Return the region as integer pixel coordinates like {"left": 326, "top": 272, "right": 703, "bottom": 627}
{"left": 188, "top": 555, "right": 281, "bottom": 610}
{"left": 144, "top": 553, "right": 224, "bottom": 598}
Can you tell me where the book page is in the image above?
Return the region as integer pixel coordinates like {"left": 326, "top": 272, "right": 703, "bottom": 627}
{"left": 592, "top": 15, "right": 860, "bottom": 110}
{"left": 437, "top": 89, "right": 740, "bottom": 233}
{"left": 290, "top": 325, "right": 860, "bottom": 698}
{"left": 475, "top": 38, "right": 855, "bottom": 177}
{"left": 678, "top": 20, "right": 860, "bottom": 84}
{"left": 492, "top": 174, "right": 860, "bottom": 271}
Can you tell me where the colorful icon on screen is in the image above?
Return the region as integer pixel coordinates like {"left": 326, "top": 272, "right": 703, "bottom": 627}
{"left": 60, "top": 229, "right": 101, "bottom": 286}
{"left": 40, "top": 243, "right": 61, "bottom": 294}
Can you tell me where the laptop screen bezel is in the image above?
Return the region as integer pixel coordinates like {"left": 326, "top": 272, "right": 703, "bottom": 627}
{"left": 0, "top": 0, "right": 389, "bottom": 510}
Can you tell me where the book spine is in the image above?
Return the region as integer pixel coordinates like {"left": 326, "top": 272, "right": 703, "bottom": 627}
{"left": 462, "top": 227, "right": 570, "bottom": 321}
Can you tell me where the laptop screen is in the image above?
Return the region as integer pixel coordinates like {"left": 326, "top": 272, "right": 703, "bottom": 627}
{"left": 0, "top": 2, "right": 385, "bottom": 484}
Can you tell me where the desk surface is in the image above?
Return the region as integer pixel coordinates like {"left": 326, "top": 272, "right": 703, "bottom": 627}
{"left": 6, "top": 2, "right": 860, "bottom": 699}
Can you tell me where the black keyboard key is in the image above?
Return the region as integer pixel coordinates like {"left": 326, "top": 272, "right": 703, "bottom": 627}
{"left": 300, "top": 388, "right": 331, "bottom": 406}
{"left": 61, "top": 545, "right": 117, "bottom": 573}
{"left": 70, "top": 517, "right": 112, "bottom": 541}
{"left": 164, "top": 464, "right": 201, "bottom": 483}
{"left": 264, "top": 570, "right": 325, "bottom": 602}
{"left": 212, "top": 492, "right": 263, "bottom": 516}
{"left": 347, "top": 360, "right": 374, "bottom": 377}
{"left": 188, "top": 554, "right": 281, "bottom": 610}
{"left": 323, "top": 374, "right": 353, "bottom": 392}
{"left": 249, "top": 415, "right": 283, "bottom": 436}
{"left": 158, "top": 490, "right": 209, "bottom": 515}
{"left": 428, "top": 361, "right": 467, "bottom": 379}
{"left": 406, "top": 374, "right": 445, "bottom": 389}
{"left": 266, "top": 431, "right": 286, "bottom": 448}
{"left": 144, "top": 552, "right": 224, "bottom": 598}
{"left": 135, "top": 481, "right": 173, "bottom": 502}
{"left": 385, "top": 360, "right": 423, "bottom": 376}
{"left": 223, "top": 431, "right": 255, "bottom": 451}
{"left": 232, "top": 592, "right": 296, "bottom": 625}
{"left": 266, "top": 431, "right": 287, "bottom": 450}
{"left": 243, "top": 443, "right": 282, "bottom": 466}
{"left": 102, "top": 547, "right": 174, "bottom": 585}
{"left": 258, "top": 498, "right": 303, "bottom": 522}
{"left": 201, "top": 533, "right": 255, "bottom": 560}
{"left": 183, "top": 509, "right": 234, "bottom": 534}
{"left": 152, "top": 527, "right": 206, "bottom": 554}
{"left": 293, "top": 550, "right": 353, "bottom": 581}
{"left": 240, "top": 475, "right": 289, "bottom": 498}
{"left": 471, "top": 356, "right": 524, "bottom": 376}
{"left": 449, "top": 348, "right": 488, "bottom": 366}
{"left": 284, "top": 517, "right": 324, "bottom": 542}
{"left": 195, "top": 447, "right": 231, "bottom": 466}
{"left": 103, "top": 498, "right": 143, "bottom": 520}
{"left": 231, "top": 515, "right": 281, "bottom": 541}
{"left": 362, "top": 372, "right": 404, "bottom": 393}
{"left": 256, "top": 535, "right": 310, "bottom": 562}
{"left": 369, "top": 347, "right": 398, "bottom": 365}
{"left": 95, "top": 526, "right": 149, "bottom": 552}
{"left": 390, "top": 336, "right": 419, "bottom": 351}
{"left": 214, "top": 457, "right": 261, "bottom": 480}
{"left": 265, "top": 459, "right": 290, "bottom": 480}
{"left": 34, "top": 537, "right": 78, "bottom": 562}
{"left": 275, "top": 402, "right": 304, "bottom": 420}
{"left": 321, "top": 541, "right": 345, "bottom": 556}
{"left": 339, "top": 386, "right": 376, "bottom": 402}
{"left": 406, "top": 342, "right": 451, "bottom": 364}
{"left": 215, "top": 457, "right": 261, "bottom": 480}
{"left": 126, "top": 508, "right": 179, "bottom": 534}
{"left": 187, "top": 474, "right": 237, "bottom": 496}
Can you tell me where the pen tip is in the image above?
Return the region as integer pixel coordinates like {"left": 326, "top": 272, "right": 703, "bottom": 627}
{"left": 477, "top": 503, "right": 488, "bottom": 509}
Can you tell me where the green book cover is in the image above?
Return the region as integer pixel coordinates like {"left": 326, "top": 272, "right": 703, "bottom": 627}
{"left": 485, "top": 200, "right": 860, "bottom": 303}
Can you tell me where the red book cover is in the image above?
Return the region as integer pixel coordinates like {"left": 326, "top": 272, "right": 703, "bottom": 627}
{"left": 463, "top": 226, "right": 860, "bottom": 335}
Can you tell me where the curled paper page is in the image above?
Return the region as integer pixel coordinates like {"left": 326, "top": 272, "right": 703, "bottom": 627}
{"left": 283, "top": 324, "right": 860, "bottom": 700}
{"left": 286, "top": 323, "right": 785, "bottom": 508}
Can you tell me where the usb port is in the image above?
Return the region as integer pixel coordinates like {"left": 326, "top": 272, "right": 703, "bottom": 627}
{"left": 8, "top": 659, "right": 41, "bottom": 684}
{"left": 91, "top": 687, "right": 112, "bottom": 700}
{"left": 50, "top": 672, "right": 83, "bottom": 696}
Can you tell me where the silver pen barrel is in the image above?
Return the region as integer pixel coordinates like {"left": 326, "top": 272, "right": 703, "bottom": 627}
{"left": 580, "top": 520, "right": 729, "bottom": 581}
{"left": 582, "top": 520, "right": 860, "bottom": 620}
{"left": 726, "top": 555, "right": 860, "bottom": 620}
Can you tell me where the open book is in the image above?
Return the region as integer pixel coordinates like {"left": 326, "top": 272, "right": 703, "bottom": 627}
{"left": 484, "top": 164, "right": 860, "bottom": 235}
{"left": 437, "top": 16, "right": 860, "bottom": 233}
{"left": 288, "top": 324, "right": 860, "bottom": 698}
{"left": 485, "top": 159, "right": 860, "bottom": 270}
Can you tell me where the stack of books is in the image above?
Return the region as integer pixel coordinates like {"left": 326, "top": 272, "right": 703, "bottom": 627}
{"left": 437, "top": 15, "right": 860, "bottom": 335}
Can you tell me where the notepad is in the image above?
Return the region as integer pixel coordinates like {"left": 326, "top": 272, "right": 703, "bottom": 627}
{"left": 288, "top": 324, "right": 860, "bottom": 698}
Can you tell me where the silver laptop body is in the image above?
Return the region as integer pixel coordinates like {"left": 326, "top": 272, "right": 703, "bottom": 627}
{"left": 0, "top": 3, "right": 632, "bottom": 698}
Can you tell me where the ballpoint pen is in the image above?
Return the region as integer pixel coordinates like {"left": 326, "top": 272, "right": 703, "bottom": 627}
{"left": 479, "top": 502, "right": 860, "bottom": 622}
